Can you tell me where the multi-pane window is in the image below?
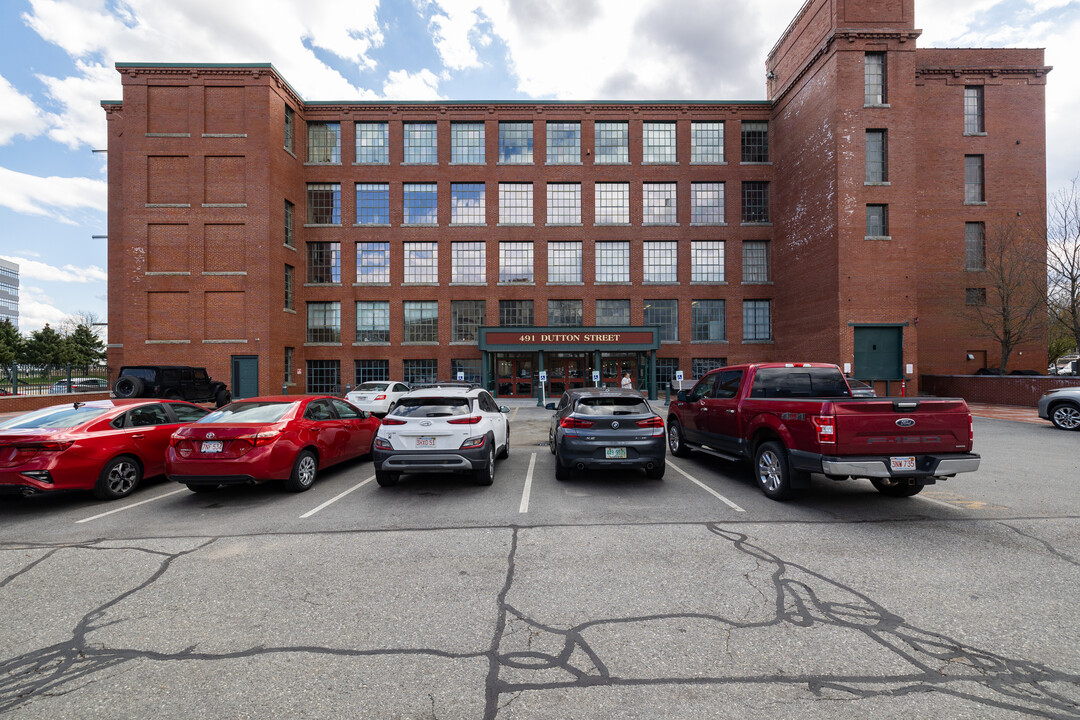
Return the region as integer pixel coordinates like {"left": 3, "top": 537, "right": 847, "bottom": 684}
{"left": 691, "top": 182, "right": 724, "bottom": 224}
{"left": 644, "top": 299, "right": 678, "bottom": 341}
{"left": 691, "top": 241, "right": 725, "bottom": 282}
{"left": 451, "top": 183, "right": 486, "bottom": 224}
{"left": 865, "top": 52, "right": 886, "bottom": 105}
{"left": 499, "top": 122, "right": 533, "bottom": 164}
{"left": 284, "top": 200, "right": 294, "bottom": 246}
{"left": 307, "top": 242, "right": 341, "bottom": 283}
{"left": 548, "top": 300, "right": 583, "bottom": 326}
{"left": 865, "top": 130, "right": 887, "bottom": 182}
{"left": 403, "top": 242, "right": 438, "bottom": 283}
{"left": 595, "top": 183, "right": 630, "bottom": 224}
{"left": 499, "top": 242, "right": 534, "bottom": 283}
{"left": 657, "top": 358, "right": 680, "bottom": 386}
{"left": 307, "top": 301, "right": 341, "bottom": 343}
{"left": 643, "top": 122, "right": 676, "bottom": 163}
{"left": 306, "top": 360, "right": 340, "bottom": 393}
{"left": 644, "top": 241, "right": 678, "bottom": 283}
{"left": 451, "top": 122, "right": 485, "bottom": 163}
{"left": 284, "top": 106, "right": 294, "bottom": 152}
{"left": 743, "top": 300, "right": 772, "bottom": 341}
{"left": 548, "top": 242, "right": 582, "bottom": 284}
{"left": 691, "top": 121, "right": 724, "bottom": 163}
{"left": 451, "top": 242, "right": 486, "bottom": 283}
{"left": 742, "top": 181, "right": 770, "bottom": 223}
{"left": 356, "top": 183, "right": 390, "bottom": 225}
{"left": 966, "top": 288, "right": 987, "bottom": 305}
{"left": 693, "top": 358, "right": 727, "bottom": 378}
{"left": 356, "top": 301, "right": 390, "bottom": 343}
{"left": 355, "top": 122, "right": 389, "bottom": 164}
{"left": 596, "top": 299, "right": 630, "bottom": 326}
{"left": 499, "top": 183, "right": 533, "bottom": 224}
{"left": 284, "top": 264, "right": 294, "bottom": 310}
{"left": 499, "top": 300, "right": 534, "bottom": 326}
{"left": 692, "top": 299, "right": 726, "bottom": 341}
{"left": 403, "top": 123, "right": 437, "bottom": 164}
{"left": 741, "top": 121, "right": 769, "bottom": 163}
{"left": 742, "top": 241, "right": 770, "bottom": 283}
{"left": 596, "top": 242, "right": 630, "bottom": 283}
{"left": 965, "top": 222, "right": 986, "bottom": 271}
{"left": 284, "top": 347, "right": 294, "bottom": 383}
{"left": 356, "top": 359, "right": 390, "bottom": 384}
{"left": 866, "top": 205, "right": 888, "bottom": 237}
{"left": 403, "top": 301, "right": 438, "bottom": 342}
{"left": 307, "top": 122, "right": 340, "bottom": 163}
{"left": 307, "top": 183, "right": 341, "bottom": 224}
{"left": 403, "top": 359, "right": 438, "bottom": 385}
{"left": 451, "top": 359, "right": 482, "bottom": 384}
{"left": 643, "top": 183, "right": 677, "bottom": 225}
{"left": 357, "top": 242, "right": 390, "bottom": 284}
{"left": 547, "top": 183, "right": 581, "bottom": 224}
{"left": 594, "top": 122, "right": 629, "bottom": 164}
{"left": 546, "top": 122, "right": 581, "bottom": 164}
{"left": 965, "top": 155, "right": 985, "bottom": 203}
{"left": 451, "top": 300, "right": 485, "bottom": 342}
{"left": 404, "top": 183, "right": 438, "bottom": 224}
{"left": 964, "top": 86, "right": 985, "bottom": 134}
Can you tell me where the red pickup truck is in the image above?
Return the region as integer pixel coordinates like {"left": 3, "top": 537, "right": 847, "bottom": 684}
{"left": 666, "top": 363, "right": 980, "bottom": 500}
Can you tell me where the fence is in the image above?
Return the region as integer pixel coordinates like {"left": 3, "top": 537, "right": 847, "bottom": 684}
{"left": 1, "top": 364, "right": 111, "bottom": 398}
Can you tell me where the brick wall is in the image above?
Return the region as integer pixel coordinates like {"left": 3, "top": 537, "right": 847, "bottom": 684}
{"left": 921, "top": 375, "right": 1080, "bottom": 407}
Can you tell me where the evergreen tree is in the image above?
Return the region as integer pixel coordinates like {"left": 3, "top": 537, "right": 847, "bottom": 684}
{"left": 0, "top": 319, "right": 19, "bottom": 367}
{"left": 23, "top": 324, "right": 68, "bottom": 366}
{"left": 66, "top": 323, "right": 107, "bottom": 365}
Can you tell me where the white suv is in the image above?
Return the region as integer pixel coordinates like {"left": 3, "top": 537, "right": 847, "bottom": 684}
{"left": 345, "top": 381, "right": 410, "bottom": 416}
{"left": 372, "top": 386, "right": 510, "bottom": 487}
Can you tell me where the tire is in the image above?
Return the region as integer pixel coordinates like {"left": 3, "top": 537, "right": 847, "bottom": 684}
{"left": 645, "top": 461, "right": 666, "bottom": 480}
{"left": 548, "top": 428, "right": 556, "bottom": 455}
{"left": 113, "top": 376, "right": 144, "bottom": 399}
{"left": 284, "top": 449, "right": 318, "bottom": 492}
{"left": 668, "top": 419, "right": 692, "bottom": 458}
{"left": 498, "top": 425, "right": 510, "bottom": 459}
{"left": 554, "top": 445, "right": 571, "bottom": 481}
{"left": 871, "top": 478, "right": 924, "bottom": 497}
{"left": 186, "top": 484, "right": 219, "bottom": 493}
{"left": 375, "top": 470, "right": 399, "bottom": 487}
{"left": 214, "top": 388, "right": 232, "bottom": 408}
{"left": 93, "top": 456, "right": 142, "bottom": 500}
{"left": 1049, "top": 402, "right": 1080, "bottom": 431}
{"left": 474, "top": 438, "right": 495, "bottom": 486}
{"left": 753, "top": 441, "right": 797, "bottom": 501}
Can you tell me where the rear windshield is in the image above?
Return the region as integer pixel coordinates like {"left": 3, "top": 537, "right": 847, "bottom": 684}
{"left": 357, "top": 382, "right": 389, "bottom": 391}
{"left": 575, "top": 397, "right": 652, "bottom": 415}
{"left": 198, "top": 401, "right": 298, "bottom": 424}
{"left": 0, "top": 405, "right": 109, "bottom": 430}
{"left": 749, "top": 368, "right": 852, "bottom": 399}
{"left": 392, "top": 397, "right": 471, "bottom": 417}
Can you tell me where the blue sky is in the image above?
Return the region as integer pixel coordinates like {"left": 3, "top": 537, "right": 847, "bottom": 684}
{"left": 0, "top": 0, "right": 1076, "bottom": 336}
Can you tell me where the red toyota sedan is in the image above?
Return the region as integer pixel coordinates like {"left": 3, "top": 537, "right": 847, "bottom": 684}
{"left": 166, "top": 395, "right": 380, "bottom": 493}
{"left": 0, "top": 399, "right": 211, "bottom": 500}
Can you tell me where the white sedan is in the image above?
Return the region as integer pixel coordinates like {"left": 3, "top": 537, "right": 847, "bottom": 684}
{"left": 344, "top": 381, "right": 411, "bottom": 416}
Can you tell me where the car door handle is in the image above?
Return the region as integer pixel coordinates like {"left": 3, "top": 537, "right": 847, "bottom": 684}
{"left": 726, "top": 409, "right": 736, "bottom": 414}
{"left": 132, "top": 433, "right": 146, "bottom": 439}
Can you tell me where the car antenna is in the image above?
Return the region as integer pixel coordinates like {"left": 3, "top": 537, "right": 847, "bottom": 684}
{"left": 73, "top": 401, "right": 84, "bottom": 409}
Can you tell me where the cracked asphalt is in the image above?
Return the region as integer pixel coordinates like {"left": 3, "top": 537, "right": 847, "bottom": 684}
{"left": 1, "top": 408, "right": 1078, "bottom": 719}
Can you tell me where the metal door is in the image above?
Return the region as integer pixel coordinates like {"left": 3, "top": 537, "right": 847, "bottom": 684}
{"left": 231, "top": 355, "right": 259, "bottom": 399}
{"left": 853, "top": 327, "right": 902, "bottom": 380}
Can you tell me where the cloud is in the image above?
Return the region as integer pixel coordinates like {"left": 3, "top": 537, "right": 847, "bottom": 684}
{"left": 14, "top": 287, "right": 70, "bottom": 333}
{"left": 382, "top": 69, "right": 443, "bottom": 99}
{"left": 0, "top": 166, "right": 107, "bottom": 222}
{"left": 0, "top": 255, "right": 107, "bottom": 284}
{"left": 0, "top": 74, "right": 52, "bottom": 145}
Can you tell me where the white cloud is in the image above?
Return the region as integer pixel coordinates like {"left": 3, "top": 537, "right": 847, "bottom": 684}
{"left": 0, "top": 255, "right": 107, "bottom": 284}
{"left": 0, "top": 166, "right": 107, "bottom": 222}
{"left": 382, "top": 69, "right": 443, "bottom": 99}
{"left": 427, "top": 2, "right": 485, "bottom": 71}
{"left": 15, "top": 287, "right": 70, "bottom": 333}
{"left": 0, "top": 74, "right": 52, "bottom": 145}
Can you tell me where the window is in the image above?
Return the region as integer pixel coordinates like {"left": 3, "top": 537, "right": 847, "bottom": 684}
{"left": 743, "top": 300, "right": 772, "bottom": 341}
{"left": 403, "top": 183, "right": 438, "bottom": 224}
{"left": 691, "top": 241, "right": 725, "bottom": 282}
{"left": 499, "top": 183, "right": 533, "bottom": 224}
{"left": 742, "top": 241, "right": 770, "bottom": 283}
{"left": 307, "top": 242, "right": 341, "bottom": 284}
{"left": 451, "top": 122, "right": 485, "bottom": 163}
{"left": 644, "top": 241, "right": 678, "bottom": 283}
{"left": 965, "top": 86, "right": 984, "bottom": 134}
{"left": 691, "top": 121, "right": 724, "bottom": 163}
{"left": 284, "top": 264, "right": 294, "bottom": 310}
{"left": 403, "top": 359, "right": 438, "bottom": 385}
{"left": 643, "top": 122, "right": 676, "bottom": 163}
{"left": 643, "top": 183, "right": 677, "bottom": 225}
{"left": 403, "top": 242, "right": 438, "bottom": 284}
{"left": 356, "top": 301, "right": 390, "bottom": 343}
{"left": 965, "top": 155, "right": 985, "bottom": 203}
{"left": 865, "top": 130, "right": 887, "bottom": 183}
{"left": 451, "top": 359, "right": 481, "bottom": 384}
{"left": 866, "top": 205, "right": 888, "bottom": 237}
{"left": 451, "top": 300, "right": 485, "bottom": 342}
{"left": 742, "top": 182, "right": 770, "bottom": 223}
{"left": 693, "top": 358, "right": 727, "bottom": 379}
{"left": 356, "top": 183, "right": 390, "bottom": 225}
{"left": 355, "top": 359, "right": 389, "bottom": 384}
{"left": 306, "top": 360, "right": 340, "bottom": 394}
{"left": 596, "top": 299, "right": 630, "bottom": 326}
{"left": 284, "top": 200, "right": 294, "bottom": 246}
{"left": 284, "top": 347, "right": 294, "bottom": 383}
{"left": 307, "top": 302, "right": 341, "bottom": 343}
{"left": 965, "top": 222, "right": 986, "bottom": 271}
{"left": 596, "top": 242, "right": 630, "bottom": 283}
{"left": 403, "top": 301, "right": 438, "bottom": 342}
{"left": 966, "top": 288, "right": 987, "bottom": 305}
{"left": 499, "top": 122, "right": 533, "bottom": 164}
{"left": 307, "top": 122, "right": 340, "bottom": 163}
{"left": 595, "top": 183, "right": 630, "bottom": 224}
{"left": 595, "top": 122, "right": 629, "bottom": 164}
{"left": 284, "top": 106, "right": 294, "bottom": 152}
{"left": 644, "top": 299, "right": 678, "bottom": 341}
{"left": 356, "top": 122, "right": 389, "bottom": 164}
{"left": 546, "top": 122, "right": 580, "bottom": 164}
{"left": 656, "top": 358, "right": 680, "bottom": 385}
{"left": 865, "top": 52, "right": 885, "bottom": 105}
{"left": 499, "top": 300, "right": 533, "bottom": 326}
{"left": 451, "top": 183, "right": 485, "bottom": 225}
{"left": 741, "top": 121, "right": 769, "bottom": 163}
{"left": 548, "top": 299, "right": 582, "bottom": 326}
{"left": 307, "top": 183, "right": 341, "bottom": 224}
{"left": 451, "top": 242, "right": 486, "bottom": 283}
{"left": 547, "top": 183, "right": 581, "bottom": 224}
{"left": 692, "top": 299, "right": 725, "bottom": 341}
{"left": 356, "top": 242, "right": 389, "bottom": 284}
{"left": 691, "top": 182, "right": 724, "bottom": 224}
{"left": 499, "top": 242, "right": 533, "bottom": 283}
{"left": 548, "top": 242, "right": 582, "bottom": 283}
{"left": 403, "top": 123, "right": 437, "bottom": 164}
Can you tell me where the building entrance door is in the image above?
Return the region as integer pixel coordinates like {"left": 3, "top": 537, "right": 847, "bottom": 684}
{"left": 547, "top": 357, "right": 586, "bottom": 397}
{"left": 231, "top": 355, "right": 259, "bottom": 399}
{"left": 601, "top": 355, "right": 636, "bottom": 389}
{"left": 854, "top": 327, "right": 902, "bottom": 380}
{"left": 496, "top": 357, "right": 534, "bottom": 398}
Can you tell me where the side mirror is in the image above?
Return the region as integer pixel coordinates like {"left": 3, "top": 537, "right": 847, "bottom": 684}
{"left": 499, "top": 406, "right": 510, "bottom": 413}
{"left": 677, "top": 390, "right": 688, "bottom": 402}
{"left": 545, "top": 402, "right": 556, "bottom": 411}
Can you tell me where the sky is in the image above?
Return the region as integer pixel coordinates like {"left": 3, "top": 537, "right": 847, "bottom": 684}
{"left": 0, "top": 0, "right": 1077, "bottom": 337}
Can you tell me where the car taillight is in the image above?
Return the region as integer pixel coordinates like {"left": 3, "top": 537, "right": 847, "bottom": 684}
{"left": 382, "top": 418, "right": 406, "bottom": 425}
{"left": 374, "top": 436, "right": 393, "bottom": 450}
{"left": 24, "top": 441, "right": 74, "bottom": 452}
{"left": 635, "top": 416, "right": 664, "bottom": 429}
{"left": 250, "top": 429, "right": 284, "bottom": 446}
{"left": 561, "top": 417, "right": 594, "bottom": 429}
{"left": 969, "top": 413, "right": 974, "bottom": 444}
{"left": 460, "top": 435, "right": 486, "bottom": 449}
{"left": 171, "top": 438, "right": 195, "bottom": 458}
{"left": 447, "top": 415, "right": 483, "bottom": 425}
{"left": 811, "top": 415, "right": 836, "bottom": 444}
{"left": 374, "top": 394, "right": 387, "bottom": 400}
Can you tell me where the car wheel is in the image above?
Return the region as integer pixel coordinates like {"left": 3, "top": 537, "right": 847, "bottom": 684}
{"left": 554, "top": 445, "right": 571, "bottom": 481}
{"left": 375, "top": 470, "right": 399, "bottom": 487}
{"left": 474, "top": 438, "right": 495, "bottom": 486}
{"left": 548, "top": 428, "right": 556, "bottom": 455}
{"left": 870, "top": 478, "right": 924, "bottom": 497}
{"left": 284, "top": 449, "right": 318, "bottom": 492}
{"left": 754, "top": 441, "right": 797, "bottom": 501}
{"left": 93, "top": 456, "right": 142, "bottom": 500}
{"left": 646, "top": 461, "right": 665, "bottom": 480}
{"left": 1050, "top": 402, "right": 1080, "bottom": 430}
{"left": 186, "top": 484, "right": 218, "bottom": 493}
{"left": 113, "top": 376, "right": 144, "bottom": 399}
{"left": 214, "top": 388, "right": 232, "bottom": 408}
{"left": 498, "top": 426, "right": 510, "bottom": 459}
{"left": 668, "top": 419, "right": 691, "bottom": 457}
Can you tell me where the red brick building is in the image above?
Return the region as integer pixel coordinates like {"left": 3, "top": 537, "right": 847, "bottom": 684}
{"left": 103, "top": 0, "right": 1050, "bottom": 399}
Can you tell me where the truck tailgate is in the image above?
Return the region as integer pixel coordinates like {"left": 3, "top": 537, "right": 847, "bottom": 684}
{"left": 831, "top": 398, "right": 972, "bottom": 455}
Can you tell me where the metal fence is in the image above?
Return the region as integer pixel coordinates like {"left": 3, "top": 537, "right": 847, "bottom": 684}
{"left": 1, "top": 364, "right": 111, "bottom": 397}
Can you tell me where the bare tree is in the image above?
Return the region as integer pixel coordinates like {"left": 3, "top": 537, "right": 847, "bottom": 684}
{"left": 59, "top": 310, "right": 106, "bottom": 339}
{"left": 1047, "top": 174, "right": 1080, "bottom": 356}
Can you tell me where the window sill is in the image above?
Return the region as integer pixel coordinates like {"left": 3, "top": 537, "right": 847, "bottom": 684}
{"left": 690, "top": 222, "right": 727, "bottom": 227}
{"left": 353, "top": 282, "right": 391, "bottom": 287}
{"left": 864, "top": 235, "right": 892, "bottom": 241}
{"left": 284, "top": 308, "right": 297, "bottom": 314}
{"left": 449, "top": 162, "right": 486, "bottom": 166}
{"left": 450, "top": 340, "right": 479, "bottom": 346}
{"left": 497, "top": 161, "right": 535, "bottom": 166}
{"left": 740, "top": 161, "right": 772, "bottom": 166}
{"left": 402, "top": 223, "right": 439, "bottom": 227}
{"left": 146, "top": 132, "right": 190, "bottom": 138}
{"left": 963, "top": 132, "right": 988, "bottom": 137}
{"left": 496, "top": 223, "right": 535, "bottom": 227}
{"left": 593, "top": 161, "right": 631, "bottom": 166}
{"left": 450, "top": 222, "right": 487, "bottom": 227}
{"left": 284, "top": 243, "right": 297, "bottom": 252}
{"left": 303, "top": 162, "right": 342, "bottom": 166}
{"left": 146, "top": 339, "right": 190, "bottom": 345}
{"left": 403, "top": 283, "right": 439, "bottom": 287}
{"left": 964, "top": 268, "right": 987, "bottom": 273}
{"left": 354, "top": 223, "right": 392, "bottom": 228}
{"left": 660, "top": 340, "right": 680, "bottom": 344}
{"left": 742, "top": 340, "right": 774, "bottom": 345}
{"left": 203, "top": 339, "right": 247, "bottom": 344}
{"left": 284, "top": 147, "right": 296, "bottom": 159}
{"left": 690, "top": 161, "right": 727, "bottom": 166}
{"left": 691, "top": 340, "right": 729, "bottom": 344}
{"left": 595, "top": 223, "right": 632, "bottom": 227}
{"left": 400, "top": 162, "right": 438, "bottom": 166}
{"left": 304, "top": 224, "right": 343, "bottom": 228}
{"left": 449, "top": 282, "right": 488, "bottom": 286}
{"left": 643, "top": 223, "right": 679, "bottom": 227}
{"left": 145, "top": 271, "right": 190, "bottom": 276}
{"left": 642, "top": 162, "right": 678, "bottom": 166}
{"left": 963, "top": 201, "right": 988, "bottom": 206}
{"left": 497, "top": 282, "right": 536, "bottom": 286}
{"left": 545, "top": 161, "right": 583, "bottom": 166}
{"left": 643, "top": 281, "right": 680, "bottom": 285}
{"left": 304, "top": 342, "right": 342, "bottom": 347}
{"left": 203, "top": 271, "right": 247, "bottom": 276}
{"left": 742, "top": 281, "right": 774, "bottom": 285}
{"left": 353, "top": 342, "right": 391, "bottom": 347}
{"left": 740, "top": 222, "right": 773, "bottom": 227}
{"left": 203, "top": 133, "right": 247, "bottom": 138}
{"left": 303, "top": 283, "right": 343, "bottom": 288}
{"left": 863, "top": 103, "right": 891, "bottom": 109}
{"left": 146, "top": 204, "right": 190, "bottom": 208}
{"left": 690, "top": 281, "right": 728, "bottom": 285}
{"left": 864, "top": 181, "right": 891, "bottom": 187}
{"left": 547, "top": 282, "right": 584, "bottom": 286}
{"left": 202, "top": 203, "right": 247, "bottom": 208}
{"left": 402, "top": 341, "right": 439, "bottom": 346}
{"left": 353, "top": 162, "right": 390, "bottom": 166}
{"left": 546, "top": 223, "right": 583, "bottom": 227}
{"left": 595, "top": 281, "right": 632, "bottom": 285}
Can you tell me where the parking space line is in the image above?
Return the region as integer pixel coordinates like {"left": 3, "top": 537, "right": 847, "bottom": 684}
{"left": 668, "top": 461, "right": 745, "bottom": 512}
{"left": 300, "top": 475, "right": 375, "bottom": 518}
{"left": 919, "top": 495, "right": 960, "bottom": 510}
{"left": 518, "top": 453, "right": 536, "bottom": 514}
{"left": 75, "top": 488, "right": 188, "bottom": 524}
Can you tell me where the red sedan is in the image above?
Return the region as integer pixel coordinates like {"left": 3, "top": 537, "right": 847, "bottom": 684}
{"left": 0, "top": 399, "right": 211, "bottom": 500}
{"left": 166, "top": 395, "right": 380, "bottom": 493}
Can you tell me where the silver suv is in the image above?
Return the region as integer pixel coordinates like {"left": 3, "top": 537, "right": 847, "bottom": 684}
{"left": 1038, "top": 386, "right": 1080, "bottom": 430}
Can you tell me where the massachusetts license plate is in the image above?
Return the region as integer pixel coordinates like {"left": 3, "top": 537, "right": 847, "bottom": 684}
{"left": 605, "top": 447, "right": 627, "bottom": 459}
{"left": 890, "top": 456, "right": 916, "bottom": 471}
{"left": 201, "top": 441, "right": 223, "bottom": 453}
{"left": 415, "top": 437, "right": 436, "bottom": 448}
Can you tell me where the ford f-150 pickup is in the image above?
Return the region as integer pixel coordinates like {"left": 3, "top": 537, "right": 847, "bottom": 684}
{"left": 666, "top": 363, "right": 980, "bottom": 500}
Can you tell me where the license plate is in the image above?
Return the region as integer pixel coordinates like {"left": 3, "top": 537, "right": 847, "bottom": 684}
{"left": 415, "top": 437, "right": 436, "bottom": 448}
{"left": 605, "top": 447, "right": 627, "bottom": 459}
{"left": 890, "top": 456, "right": 916, "bottom": 471}
{"left": 201, "top": 441, "right": 223, "bottom": 453}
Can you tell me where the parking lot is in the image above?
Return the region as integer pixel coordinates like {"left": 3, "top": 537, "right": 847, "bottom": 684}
{"left": 1, "top": 406, "right": 1078, "bottom": 718}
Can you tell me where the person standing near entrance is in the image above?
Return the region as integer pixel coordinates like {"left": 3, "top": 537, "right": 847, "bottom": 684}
{"left": 621, "top": 371, "right": 633, "bottom": 390}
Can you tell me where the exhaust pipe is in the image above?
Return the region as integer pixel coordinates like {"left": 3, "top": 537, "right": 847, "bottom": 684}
{"left": 21, "top": 488, "right": 38, "bottom": 497}
{"left": 646, "top": 462, "right": 654, "bottom": 470}
{"left": 576, "top": 463, "right": 586, "bottom": 471}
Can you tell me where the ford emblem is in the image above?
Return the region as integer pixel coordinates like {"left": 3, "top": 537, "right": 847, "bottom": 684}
{"left": 206, "top": 431, "right": 215, "bottom": 439}
{"left": 611, "top": 421, "right": 620, "bottom": 429}
{"left": 896, "top": 418, "right": 916, "bottom": 428}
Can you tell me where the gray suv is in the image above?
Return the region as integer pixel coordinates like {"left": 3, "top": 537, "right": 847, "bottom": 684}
{"left": 1038, "top": 386, "right": 1080, "bottom": 430}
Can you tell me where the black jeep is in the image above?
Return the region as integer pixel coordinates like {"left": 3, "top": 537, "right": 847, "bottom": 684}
{"left": 113, "top": 366, "right": 232, "bottom": 407}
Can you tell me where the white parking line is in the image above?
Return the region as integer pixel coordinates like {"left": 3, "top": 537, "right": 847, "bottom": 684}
{"left": 300, "top": 475, "right": 376, "bottom": 518}
{"left": 75, "top": 488, "right": 188, "bottom": 524}
{"left": 518, "top": 453, "right": 536, "bottom": 514}
{"left": 919, "top": 495, "right": 962, "bottom": 510}
{"left": 668, "top": 460, "right": 746, "bottom": 512}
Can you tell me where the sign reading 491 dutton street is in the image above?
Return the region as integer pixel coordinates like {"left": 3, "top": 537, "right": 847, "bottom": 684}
{"left": 479, "top": 326, "right": 660, "bottom": 352}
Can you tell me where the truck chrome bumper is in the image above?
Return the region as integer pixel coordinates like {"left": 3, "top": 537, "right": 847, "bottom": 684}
{"left": 820, "top": 453, "right": 980, "bottom": 478}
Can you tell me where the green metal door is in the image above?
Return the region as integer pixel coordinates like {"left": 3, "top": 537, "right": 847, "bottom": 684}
{"left": 231, "top": 355, "right": 259, "bottom": 399}
{"left": 853, "top": 327, "right": 902, "bottom": 380}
